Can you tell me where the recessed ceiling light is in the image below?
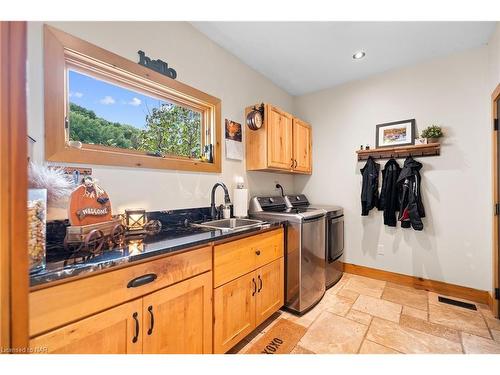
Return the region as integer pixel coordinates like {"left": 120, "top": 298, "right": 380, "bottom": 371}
{"left": 353, "top": 51, "right": 366, "bottom": 60}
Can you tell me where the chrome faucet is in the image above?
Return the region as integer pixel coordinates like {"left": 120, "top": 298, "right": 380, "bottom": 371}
{"left": 210, "top": 182, "right": 231, "bottom": 220}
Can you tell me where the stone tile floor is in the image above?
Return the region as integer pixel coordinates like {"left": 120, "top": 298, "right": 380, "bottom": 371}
{"left": 229, "top": 273, "right": 500, "bottom": 354}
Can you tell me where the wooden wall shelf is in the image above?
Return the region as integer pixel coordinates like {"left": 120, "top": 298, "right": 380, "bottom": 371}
{"left": 356, "top": 143, "right": 440, "bottom": 161}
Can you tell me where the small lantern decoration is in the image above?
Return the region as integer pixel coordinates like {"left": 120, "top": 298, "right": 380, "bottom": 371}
{"left": 125, "top": 209, "right": 147, "bottom": 232}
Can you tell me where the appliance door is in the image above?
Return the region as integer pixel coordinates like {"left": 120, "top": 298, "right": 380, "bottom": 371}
{"left": 327, "top": 215, "right": 344, "bottom": 263}
{"left": 299, "top": 215, "right": 326, "bottom": 312}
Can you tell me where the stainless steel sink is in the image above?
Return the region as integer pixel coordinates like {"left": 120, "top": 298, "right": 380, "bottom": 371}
{"left": 193, "top": 218, "right": 267, "bottom": 231}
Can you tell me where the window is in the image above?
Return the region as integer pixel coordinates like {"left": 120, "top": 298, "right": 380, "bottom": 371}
{"left": 44, "top": 25, "right": 221, "bottom": 172}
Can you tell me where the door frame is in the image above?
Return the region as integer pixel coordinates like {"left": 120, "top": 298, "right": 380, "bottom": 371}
{"left": 0, "top": 21, "right": 29, "bottom": 351}
{"left": 492, "top": 83, "right": 500, "bottom": 318}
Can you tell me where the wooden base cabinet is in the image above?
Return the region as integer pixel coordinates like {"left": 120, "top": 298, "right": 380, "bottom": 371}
{"left": 30, "top": 272, "right": 212, "bottom": 354}
{"left": 213, "top": 257, "right": 284, "bottom": 353}
{"left": 29, "top": 299, "right": 143, "bottom": 354}
{"left": 142, "top": 271, "right": 212, "bottom": 354}
{"left": 255, "top": 258, "right": 284, "bottom": 326}
{"left": 213, "top": 271, "right": 256, "bottom": 354}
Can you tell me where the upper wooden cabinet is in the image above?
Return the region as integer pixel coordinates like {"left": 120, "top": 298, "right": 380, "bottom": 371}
{"left": 245, "top": 103, "right": 312, "bottom": 174}
{"left": 292, "top": 118, "right": 312, "bottom": 174}
{"left": 267, "top": 106, "right": 293, "bottom": 169}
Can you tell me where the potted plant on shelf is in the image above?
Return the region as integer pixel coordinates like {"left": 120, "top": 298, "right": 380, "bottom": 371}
{"left": 421, "top": 125, "right": 443, "bottom": 144}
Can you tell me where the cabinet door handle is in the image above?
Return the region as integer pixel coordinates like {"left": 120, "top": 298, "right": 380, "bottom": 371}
{"left": 132, "top": 312, "right": 139, "bottom": 343}
{"left": 294, "top": 159, "right": 298, "bottom": 168}
{"left": 258, "top": 275, "right": 263, "bottom": 292}
{"left": 252, "top": 278, "right": 257, "bottom": 296}
{"left": 147, "top": 305, "right": 154, "bottom": 335}
{"left": 290, "top": 158, "right": 294, "bottom": 168}
{"left": 255, "top": 249, "right": 261, "bottom": 256}
{"left": 127, "top": 273, "right": 157, "bottom": 288}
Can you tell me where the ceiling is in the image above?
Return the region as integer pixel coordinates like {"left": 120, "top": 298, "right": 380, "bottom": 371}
{"left": 191, "top": 22, "right": 496, "bottom": 96}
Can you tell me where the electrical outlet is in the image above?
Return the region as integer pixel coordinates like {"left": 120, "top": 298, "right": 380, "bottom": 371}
{"left": 377, "top": 244, "right": 384, "bottom": 256}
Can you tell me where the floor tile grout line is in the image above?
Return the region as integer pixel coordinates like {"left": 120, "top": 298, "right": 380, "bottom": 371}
{"left": 356, "top": 312, "right": 374, "bottom": 354}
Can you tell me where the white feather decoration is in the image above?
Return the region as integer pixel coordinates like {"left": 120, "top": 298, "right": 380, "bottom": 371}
{"left": 28, "top": 163, "right": 74, "bottom": 204}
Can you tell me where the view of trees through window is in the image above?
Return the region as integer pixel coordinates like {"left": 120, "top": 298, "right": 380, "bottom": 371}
{"left": 67, "top": 70, "right": 202, "bottom": 159}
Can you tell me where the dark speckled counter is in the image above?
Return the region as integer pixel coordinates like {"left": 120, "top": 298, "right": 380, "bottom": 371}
{"left": 31, "top": 208, "right": 286, "bottom": 288}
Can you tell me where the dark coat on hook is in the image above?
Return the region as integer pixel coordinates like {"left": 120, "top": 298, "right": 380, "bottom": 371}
{"left": 360, "top": 156, "right": 380, "bottom": 216}
{"left": 397, "top": 157, "right": 425, "bottom": 230}
{"left": 378, "top": 158, "right": 402, "bottom": 227}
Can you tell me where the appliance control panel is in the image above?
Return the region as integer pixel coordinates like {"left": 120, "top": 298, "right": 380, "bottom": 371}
{"left": 256, "top": 196, "right": 287, "bottom": 211}
{"left": 285, "top": 194, "right": 310, "bottom": 207}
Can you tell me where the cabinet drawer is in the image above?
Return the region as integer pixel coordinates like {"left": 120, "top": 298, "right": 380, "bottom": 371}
{"left": 214, "top": 228, "right": 283, "bottom": 288}
{"left": 30, "top": 245, "right": 212, "bottom": 337}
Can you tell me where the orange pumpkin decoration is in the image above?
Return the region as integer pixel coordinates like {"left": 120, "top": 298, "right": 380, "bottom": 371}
{"left": 68, "top": 177, "right": 112, "bottom": 226}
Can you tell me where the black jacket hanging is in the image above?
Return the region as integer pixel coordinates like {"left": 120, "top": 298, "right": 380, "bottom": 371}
{"left": 378, "top": 158, "right": 401, "bottom": 227}
{"left": 360, "top": 156, "right": 380, "bottom": 216}
{"left": 397, "top": 156, "right": 425, "bottom": 230}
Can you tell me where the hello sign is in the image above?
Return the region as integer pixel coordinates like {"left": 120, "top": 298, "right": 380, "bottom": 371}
{"left": 138, "top": 50, "right": 177, "bottom": 80}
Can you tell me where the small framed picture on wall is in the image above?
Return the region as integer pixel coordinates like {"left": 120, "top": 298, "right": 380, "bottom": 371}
{"left": 375, "top": 119, "right": 416, "bottom": 148}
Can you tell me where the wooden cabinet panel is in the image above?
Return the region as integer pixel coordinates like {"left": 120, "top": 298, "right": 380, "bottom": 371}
{"left": 29, "top": 299, "right": 143, "bottom": 354}
{"left": 214, "top": 228, "right": 283, "bottom": 287}
{"left": 292, "top": 118, "right": 312, "bottom": 174}
{"left": 255, "top": 258, "right": 285, "bottom": 326}
{"left": 267, "top": 106, "right": 293, "bottom": 169}
{"left": 253, "top": 229, "right": 284, "bottom": 269}
{"left": 142, "top": 272, "right": 212, "bottom": 354}
{"left": 213, "top": 271, "right": 256, "bottom": 354}
{"left": 30, "top": 245, "right": 212, "bottom": 337}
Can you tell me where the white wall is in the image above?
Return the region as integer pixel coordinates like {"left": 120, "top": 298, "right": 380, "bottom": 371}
{"left": 489, "top": 23, "right": 500, "bottom": 91}
{"left": 293, "top": 47, "right": 492, "bottom": 290}
{"left": 27, "top": 22, "right": 295, "bottom": 216}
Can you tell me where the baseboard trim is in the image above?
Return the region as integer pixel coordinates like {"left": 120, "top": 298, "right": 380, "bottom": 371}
{"left": 341, "top": 262, "right": 490, "bottom": 305}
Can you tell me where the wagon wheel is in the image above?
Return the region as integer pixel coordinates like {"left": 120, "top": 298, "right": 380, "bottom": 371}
{"left": 63, "top": 234, "right": 85, "bottom": 266}
{"left": 84, "top": 229, "right": 105, "bottom": 256}
{"left": 110, "top": 223, "right": 126, "bottom": 247}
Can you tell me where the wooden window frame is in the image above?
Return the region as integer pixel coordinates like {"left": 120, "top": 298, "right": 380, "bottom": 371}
{"left": 44, "top": 25, "right": 221, "bottom": 173}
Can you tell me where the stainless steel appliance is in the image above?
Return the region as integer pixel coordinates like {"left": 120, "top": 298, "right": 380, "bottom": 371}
{"left": 249, "top": 196, "right": 326, "bottom": 314}
{"left": 285, "top": 195, "right": 344, "bottom": 289}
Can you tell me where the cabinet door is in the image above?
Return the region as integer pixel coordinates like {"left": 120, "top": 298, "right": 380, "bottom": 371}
{"left": 142, "top": 271, "right": 212, "bottom": 354}
{"left": 255, "top": 258, "right": 284, "bottom": 326}
{"left": 267, "top": 106, "right": 293, "bottom": 169}
{"left": 29, "top": 299, "right": 143, "bottom": 354}
{"left": 213, "top": 271, "right": 257, "bottom": 353}
{"left": 292, "top": 118, "right": 312, "bottom": 174}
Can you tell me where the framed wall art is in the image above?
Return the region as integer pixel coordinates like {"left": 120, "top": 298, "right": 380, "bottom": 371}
{"left": 375, "top": 119, "right": 416, "bottom": 148}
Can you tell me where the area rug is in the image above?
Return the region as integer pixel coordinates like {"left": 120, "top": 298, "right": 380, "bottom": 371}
{"left": 246, "top": 318, "right": 307, "bottom": 354}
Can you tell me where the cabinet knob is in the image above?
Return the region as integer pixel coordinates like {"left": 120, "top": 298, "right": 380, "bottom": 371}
{"left": 255, "top": 250, "right": 261, "bottom": 256}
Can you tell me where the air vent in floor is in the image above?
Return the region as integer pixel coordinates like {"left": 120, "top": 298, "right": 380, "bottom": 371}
{"left": 437, "top": 296, "right": 477, "bottom": 311}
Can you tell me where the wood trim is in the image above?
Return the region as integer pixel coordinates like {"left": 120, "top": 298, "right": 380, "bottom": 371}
{"left": 0, "top": 21, "right": 29, "bottom": 351}
{"left": 44, "top": 25, "right": 221, "bottom": 173}
{"left": 356, "top": 143, "right": 440, "bottom": 161}
{"left": 342, "top": 262, "right": 490, "bottom": 305}
{"left": 492, "top": 83, "right": 500, "bottom": 318}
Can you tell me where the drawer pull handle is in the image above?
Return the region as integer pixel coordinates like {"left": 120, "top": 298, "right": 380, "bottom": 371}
{"left": 132, "top": 312, "right": 139, "bottom": 343}
{"left": 127, "top": 273, "right": 157, "bottom": 288}
{"left": 252, "top": 278, "right": 257, "bottom": 296}
{"left": 255, "top": 250, "right": 261, "bottom": 256}
{"left": 258, "top": 275, "right": 263, "bottom": 292}
{"left": 147, "top": 305, "right": 155, "bottom": 335}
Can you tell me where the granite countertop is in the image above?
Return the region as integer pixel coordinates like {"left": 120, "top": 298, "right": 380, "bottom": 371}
{"left": 31, "top": 209, "right": 286, "bottom": 288}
